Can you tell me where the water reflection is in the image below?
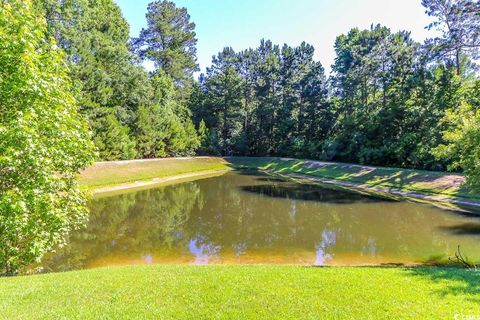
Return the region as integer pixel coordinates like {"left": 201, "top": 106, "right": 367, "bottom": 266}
{"left": 314, "top": 229, "right": 336, "bottom": 265}
{"left": 188, "top": 237, "right": 221, "bottom": 264}
{"left": 143, "top": 254, "right": 154, "bottom": 264}
{"left": 39, "top": 171, "right": 480, "bottom": 271}
{"left": 241, "top": 183, "right": 393, "bottom": 204}
{"left": 439, "top": 223, "right": 480, "bottom": 235}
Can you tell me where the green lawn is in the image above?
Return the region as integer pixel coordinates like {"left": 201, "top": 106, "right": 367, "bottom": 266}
{"left": 1, "top": 265, "right": 479, "bottom": 319}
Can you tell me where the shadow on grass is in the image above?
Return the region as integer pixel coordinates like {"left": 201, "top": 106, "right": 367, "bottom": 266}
{"left": 307, "top": 264, "right": 480, "bottom": 302}
{"left": 225, "top": 156, "right": 478, "bottom": 198}
{"left": 255, "top": 177, "right": 287, "bottom": 183}
{"left": 403, "top": 267, "right": 480, "bottom": 302}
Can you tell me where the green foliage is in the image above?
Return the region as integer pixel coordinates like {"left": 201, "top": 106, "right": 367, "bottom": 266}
{"left": 133, "top": 0, "right": 198, "bottom": 86}
{"left": 37, "top": 0, "right": 201, "bottom": 160}
{"left": 434, "top": 79, "right": 480, "bottom": 191}
{"left": 92, "top": 112, "right": 137, "bottom": 160}
{"left": 135, "top": 71, "right": 200, "bottom": 158}
{"left": 192, "top": 29, "right": 460, "bottom": 169}
{"left": 422, "top": 0, "right": 480, "bottom": 75}
{"left": 37, "top": 0, "right": 151, "bottom": 160}
{"left": 191, "top": 40, "right": 331, "bottom": 157}
{"left": 191, "top": 1, "right": 479, "bottom": 176}
{"left": 329, "top": 25, "right": 462, "bottom": 169}
{"left": 0, "top": 0, "right": 94, "bottom": 275}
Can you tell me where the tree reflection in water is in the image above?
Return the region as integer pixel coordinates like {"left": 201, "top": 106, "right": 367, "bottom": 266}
{"left": 40, "top": 171, "right": 480, "bottom": 271}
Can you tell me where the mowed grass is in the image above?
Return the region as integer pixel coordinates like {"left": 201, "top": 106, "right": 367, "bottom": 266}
{"left": 80, "top": 157, "right": 230, "bottom": 189}
{"left": 1, "top": 265, "right": 479, "bottom": 319}
{"left": 227, "top": 157, "right": 480, "bottom": 201}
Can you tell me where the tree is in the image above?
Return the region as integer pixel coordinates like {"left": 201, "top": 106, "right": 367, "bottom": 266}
{"left": 422, "top": 0, "right": 480, "bottom": 75}
{"left": 277, "top": 42, "right": 331, "bottom": 157}
{"left": 133, "top": 0, "right": 198, "bottom": 86}
{"left": 328, "top": 25, "right": 454, "bottom": 168}
{"left": 91, "top": 112, "right": 137, "bottom": 160}
{"left": 433, "top": 79, "right": 480, "bottom": 191}
{"left": 36, "top": 0, "right": 151, "bottom": 160}
{"left": 203, "top": 48, "right": 244, "bottom": 155}
{"left": 135, "top": 71, "right": 201, "bottom": 158}
{"left": 190, "top": 40, "right": 330, "bottom": 158}
{"left": 0, "top": 0, "right": 94, "bottom": 275}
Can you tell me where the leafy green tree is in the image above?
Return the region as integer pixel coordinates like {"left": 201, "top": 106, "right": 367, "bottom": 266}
{"left": 37, "top": 0, "right": 150, "bottom": 160}
{"left": 136, "top": 71, "right": 200, "bottom": 158}
{"left": 250, "top": 40, "right": 282, "bottom": 155}
{"left": 91, "top": 112, "right": 137, "bottom": 160}
{"left": 133, "top": 0, "right": 198, "bottom": 86}
{"left": 329, "top": 25, "right": 455, "bottom": 168}
{"left": 434, "top": 79, "right": 480, "bottom": 190}
{"left": 0, "top": 0, "right": 94, "bottom": 275}
{"left": 191, "top": 40, "right": 330, "bottom": 158}
{"left": 203, "top": 48, "right": 244, "bottom": 155}
{"left": 277, "top": 42, "right": 331, "bottom": 157}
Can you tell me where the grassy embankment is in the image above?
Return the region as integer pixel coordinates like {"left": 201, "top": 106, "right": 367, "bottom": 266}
{"left": 81, "top": 156, "right": 479, "bottom": 203}
{"left": 3, "top": 156, "right": 479, "bottom": 318}
{"left": 80, "top": 157, "right": 231, "bottom": 190}
{"left": 228, "top": 157, "right": 479, "bottom": 201}
{"left": 1, "top": 265, "right": 479, "bottom": 319}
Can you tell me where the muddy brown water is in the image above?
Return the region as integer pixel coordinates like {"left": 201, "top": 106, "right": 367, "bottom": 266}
{"left": 42, "top": 171, "right": 480, "bottom": 271}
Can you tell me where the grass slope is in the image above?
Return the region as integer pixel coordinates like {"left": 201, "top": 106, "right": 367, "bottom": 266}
{"left": 80, "top": 157, "right": 230, "bottom": 189}
{"left": 81, "top": 156, "right": 477, "bottom": 201}
{"left": 1, "top": 265, "right": 479, "bottom": 319}
{"left": 228, "top": 157, "right": 479, "bottom": 201}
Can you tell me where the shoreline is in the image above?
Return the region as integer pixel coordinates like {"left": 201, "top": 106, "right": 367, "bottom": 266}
{"left": 82, "top": 156, "right": 480, "bottom": 211}
{"left": 91, "top": 168, "right": 232, "bottom": 195}
{"left": 270, "top": 171, "right": 480, "bottom": 212}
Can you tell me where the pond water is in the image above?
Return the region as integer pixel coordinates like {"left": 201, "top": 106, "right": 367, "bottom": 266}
{"left": 42, "top": 171, "right": 480, "bottom": 271}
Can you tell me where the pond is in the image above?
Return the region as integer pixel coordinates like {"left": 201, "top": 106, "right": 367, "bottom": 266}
{"left": 42, "top": 171, "right": 480, "bottom": 271}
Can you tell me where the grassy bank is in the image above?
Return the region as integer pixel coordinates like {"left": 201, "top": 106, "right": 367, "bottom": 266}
{"left": 80, "top": 157, "right": 230, "bottom": 190}
{"left": 81, "top": 156, "right": 477, "bottom": 199}
{"left": 227, "top": 157, "right": 480, "bottom": 201}
{"left": 2, "top": 265, "right": 478, "bottom": 319}
{"left": 80, "top": 156, "right": 480, "bottom": 206}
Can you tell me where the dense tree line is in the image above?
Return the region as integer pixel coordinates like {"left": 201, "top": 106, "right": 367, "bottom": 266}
{"left": 190, "top": 0, "right": 480, "bottom": 176}
{"left": 190, "top": 41, "right": 331, "bottom": 157}
{"left": 35, "top": 0, "right": 200, "bottom": 160}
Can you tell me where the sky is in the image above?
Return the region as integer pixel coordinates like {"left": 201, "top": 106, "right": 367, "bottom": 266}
{"left": 114, "top": 0, "right": 436, "bottom": 75}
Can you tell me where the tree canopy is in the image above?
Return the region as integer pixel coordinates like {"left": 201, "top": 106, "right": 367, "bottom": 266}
{"left": 133, "top": 0, "right": 198, "bottom": 86}
{"left": 36, "top": 0, "right": 200, "bottom": 160}
{"left": 0, "top": 0, "right": 94, "bottom": 275}
{"left": 422, "top": 0, "right": 480, "bottom": 75}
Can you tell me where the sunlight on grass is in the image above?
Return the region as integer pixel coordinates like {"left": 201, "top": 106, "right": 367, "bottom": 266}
{"left": 227, "top": 157, "right": 480, "bottom": 201}
{"left": 81, "top": 157, "right": 230, "bottom": 189}
{"left": 0, "top": 265, "right": 478, "bottom": 319}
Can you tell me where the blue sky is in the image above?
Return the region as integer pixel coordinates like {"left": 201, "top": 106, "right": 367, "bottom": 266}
{"left": 114, "top": 0, "right": 436, "bottom": 75}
